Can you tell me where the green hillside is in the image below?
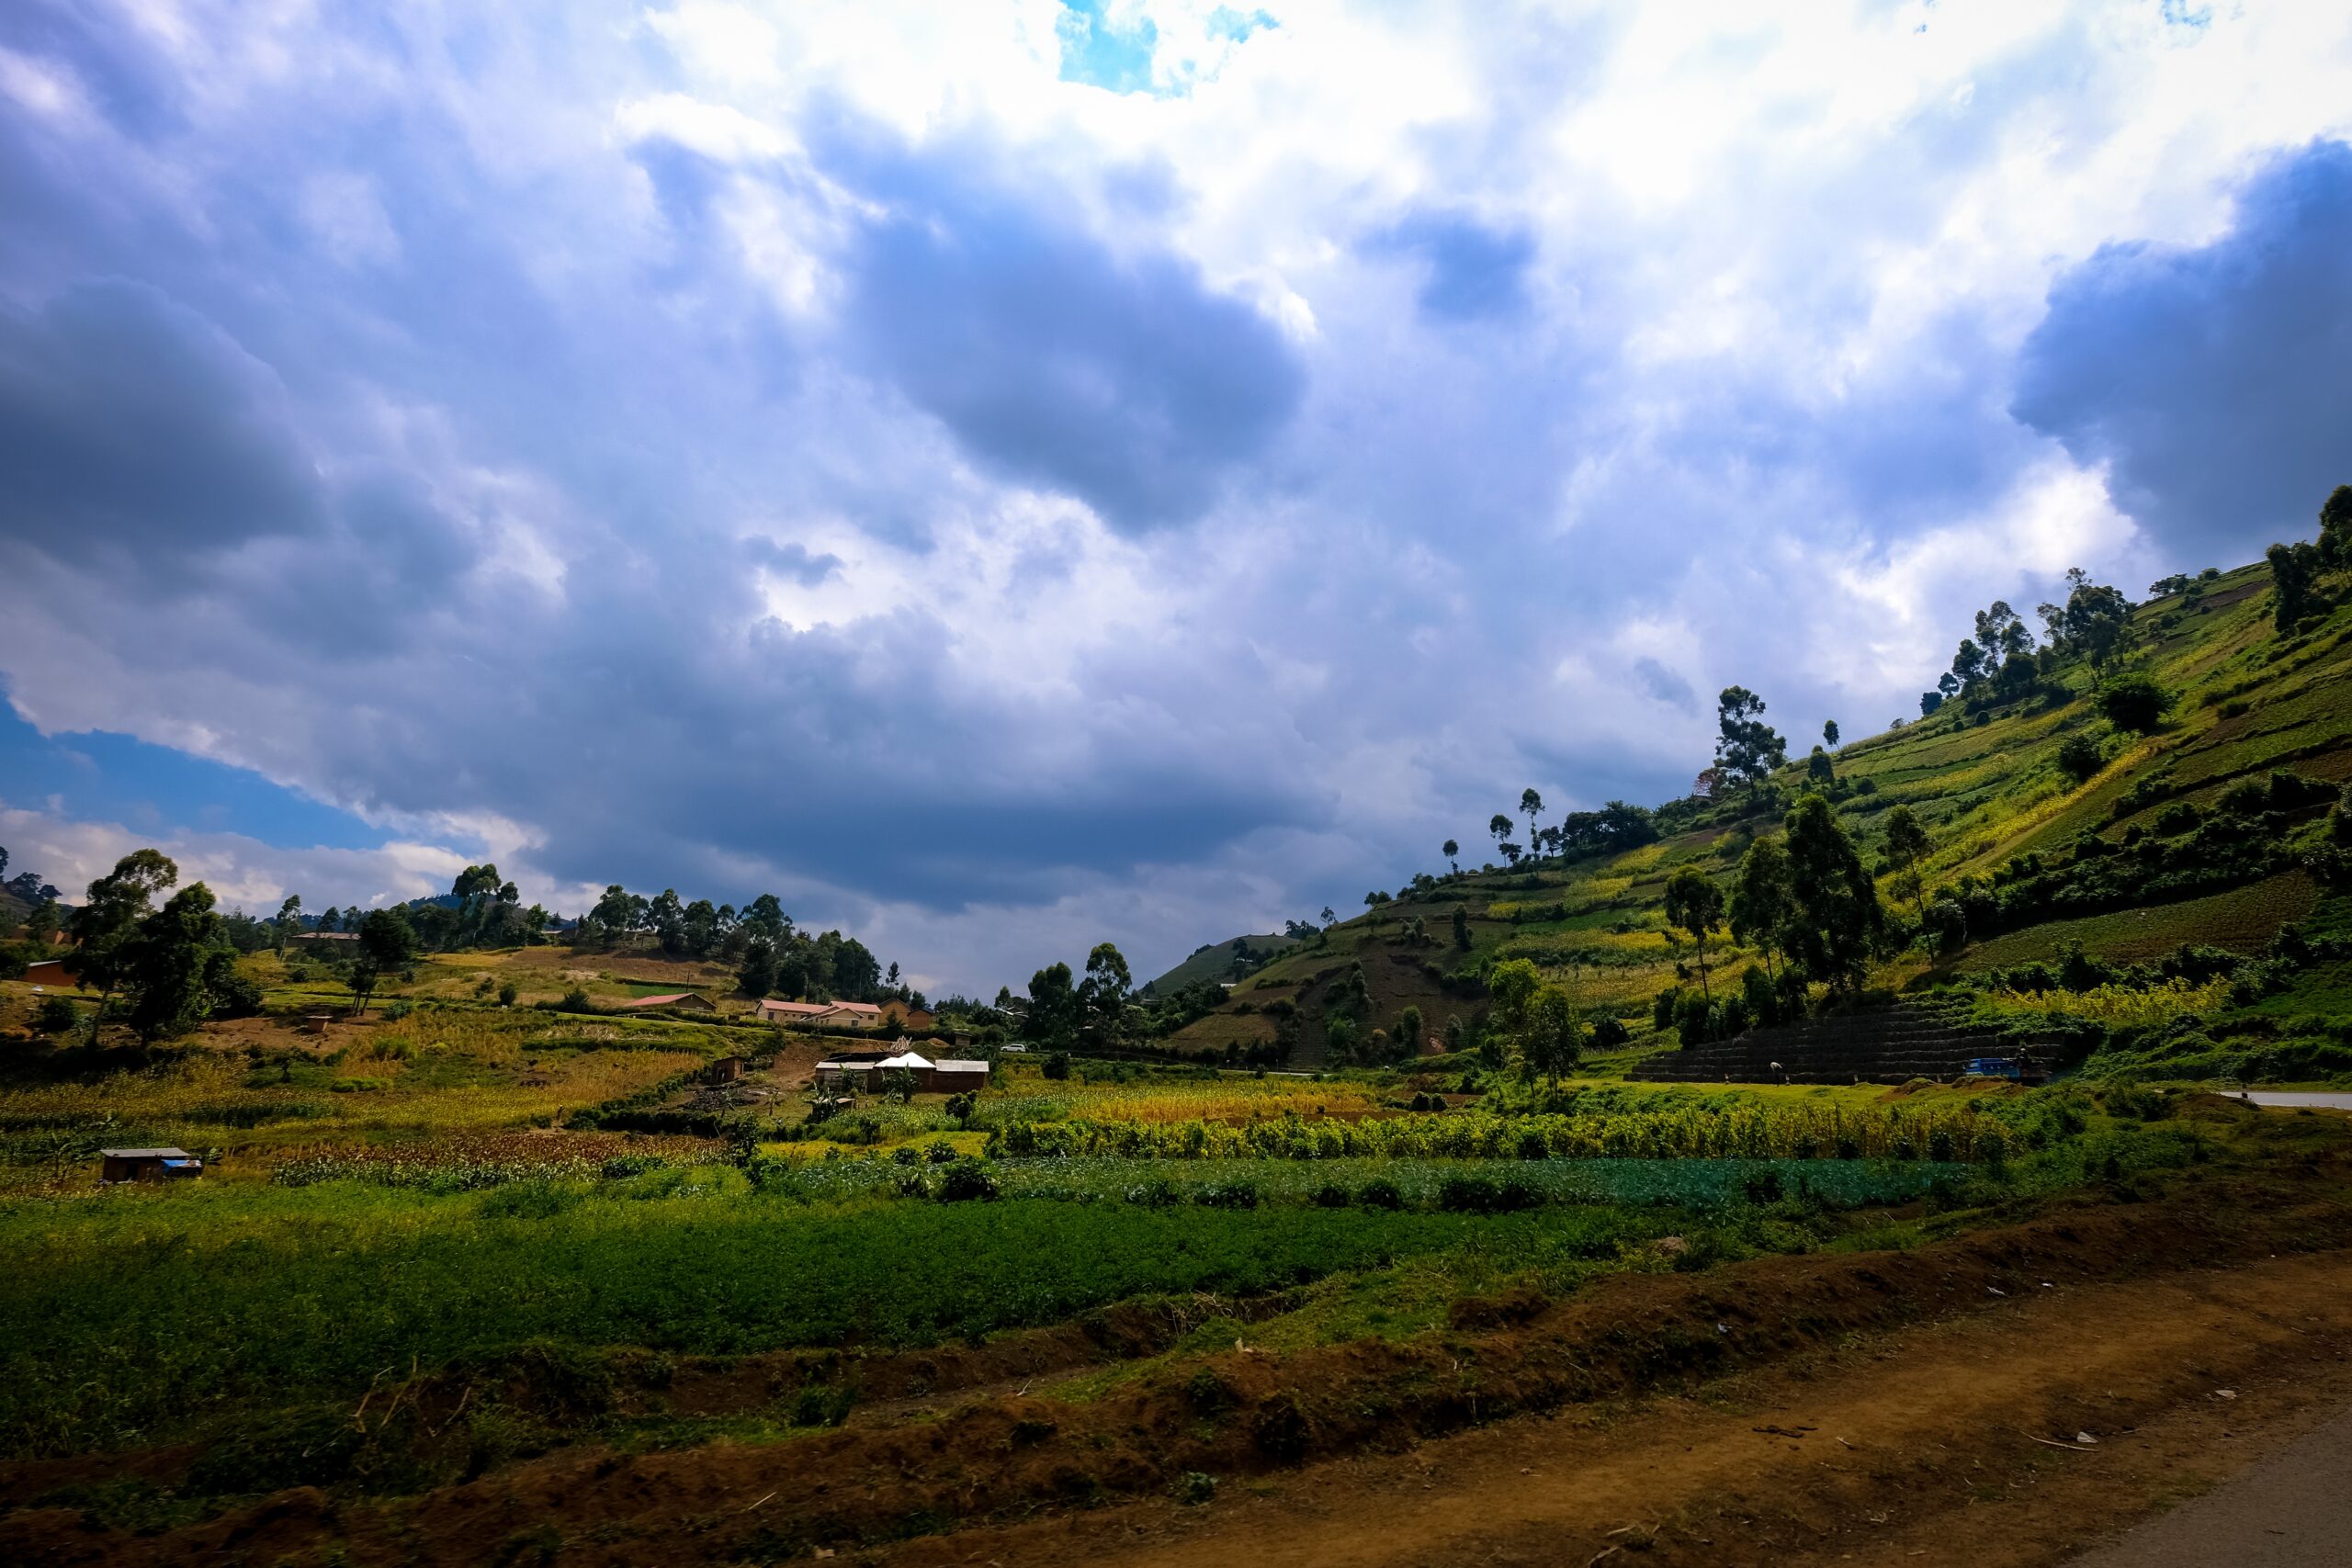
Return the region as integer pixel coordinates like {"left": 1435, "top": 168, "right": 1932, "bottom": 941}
{"left": 1145, "top": 932, "right": 1300, "bottom": 995}
{"left": 1168, "top": 555, "right": 2352, "bottom": 1079}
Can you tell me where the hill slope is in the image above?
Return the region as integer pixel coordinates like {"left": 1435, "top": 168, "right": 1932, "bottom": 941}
{"left": 1167, "top": 558, "right": 2352, "bottom": 1074}
{"left": 1145, "top": 933, "right": 1299, "bottom": 995}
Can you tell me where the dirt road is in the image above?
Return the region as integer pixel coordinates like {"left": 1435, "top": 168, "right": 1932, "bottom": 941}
{"left": 876, "top": 1249, "right": 2352, "bottom": 1568}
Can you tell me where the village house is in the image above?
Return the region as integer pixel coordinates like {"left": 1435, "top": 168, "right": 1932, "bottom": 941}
{"left": 812, "top": 1043, "right": 989, "bottom": 1094}
{"left": 617, "top": 992, "right": 716, "bottom": 1012}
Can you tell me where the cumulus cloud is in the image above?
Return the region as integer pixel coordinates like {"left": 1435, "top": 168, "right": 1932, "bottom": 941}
{"left": 831, "top": 137, "right": 1307, "bottom": 533}
{"left": 2, "top": 1, "right": 2349, "bottom": 992}
{"left": 2013, "top": 140, "right": 2352, "bottom": 563}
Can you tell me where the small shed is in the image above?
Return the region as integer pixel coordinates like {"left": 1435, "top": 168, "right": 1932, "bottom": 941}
{"left": 706, "top": 1055, "right": 745, "bottom": 1084}
{"left": 932, "top": 1059, "right": 989, "bottom": 1091}
{"left": 100, "top": 1147, "right": 203, "bottom": 1183}
{"left": 21, "top": 959, "right": 79, "bottom": 989}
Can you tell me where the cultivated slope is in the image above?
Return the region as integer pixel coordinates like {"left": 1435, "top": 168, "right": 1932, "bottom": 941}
{"left": 1169, "top": 559, "right": 2352, "bottom": 1067}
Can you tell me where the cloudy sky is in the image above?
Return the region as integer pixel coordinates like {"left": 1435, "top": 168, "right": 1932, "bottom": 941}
{"left": 2, "top": 1, "right": 2348, "bottom": 995}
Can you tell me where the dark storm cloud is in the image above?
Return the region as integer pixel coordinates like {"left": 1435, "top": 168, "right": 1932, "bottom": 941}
{"left": 1367, "top": 209, "right": 1536, "bottom": 322}
{"left": 0, "top": 279, "right": 324, "bottom": 561}
{"left": 1631, "top": 657, "right": 1696, "bottom": 711}
{"left": 833, "top": 142, "right": 1306, "bottom": 531}
{"left": 742, "top": 536, "right": 844, "bottom": 586}
{"left": 2013, "top": 140, "right": 2352, "bottom": 560}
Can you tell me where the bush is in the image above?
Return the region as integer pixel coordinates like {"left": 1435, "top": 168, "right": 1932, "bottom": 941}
{"left": 933, "top": 1158, "right": 998, "bottom": 1202}
{"left": 498, "top": 983, "right": 518, "bottom": 1007}
{"left": 2096, "top": 675, "right": 2171, "bottom": 734}
{"left": 1355, "top": 1177, "right": 1405, "bottom": 1210}
{"left": 2057, "top": 732, "right": 2106, "bottom": 784}
{"left": 1193, "top": 1179, "right": 1261, "bottom": 1210}
{"left": 1042, "top": 1052, "right": 1071, "bottom": 1081}
{"left": 559, "top": 988, "right": 593, "bottom": 1013}
{"left": 1174, "top": 1471, "right": 1217, "bottom": 1506}
{"left": 1310, "top": 1182, "right": 1352, "bottom": 1208}
{"left": 33, "top": 996, "right": 79, "bottom": 1035}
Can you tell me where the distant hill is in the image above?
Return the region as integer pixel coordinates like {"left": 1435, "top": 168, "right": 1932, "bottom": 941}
{"left": 1146, "top": 933, "right": 1301, "bottom": 995}
{"left": 1162, "top": 558, "right": 2352, "bottom": 1071}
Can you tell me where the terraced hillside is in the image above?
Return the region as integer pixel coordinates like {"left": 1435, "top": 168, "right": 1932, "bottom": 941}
{"left": 1168, "top": 558, "right": 2352, "bottom": 1078}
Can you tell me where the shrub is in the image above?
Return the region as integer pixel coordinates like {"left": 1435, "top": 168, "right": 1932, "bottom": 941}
{"left": 33, "top": 996, "right": 79, "bottom": 1035}
{"left": 933, "top": 1158, "right": 998, "bottom": 1202}
{"left": 498, "top": 983, "right": 518, "bottom": 1007}
{"left": 1042, "top": 1052, "right": 1071, "bottom": 1081}
{"left": 559, "top": 988, "right": 593, "bottom": 1013}
{"left": 1174, "top": 1472, "right": 1217, "bottom": 1506}
{"left": 2096, "top": 674, "right": 2171, "bottom": 734}
{"left": 1356, "top": 1177, "right": 1405, "bottom": 1210}
{"left": 1310, "top": 1182, "right": 1351, "bottom": 1208}
{"left": 2057, "top": 732, "right": 2106, "bottom": 784}
{"left": 1193, "top": 1179, "right": 1261, "bottom": 1210}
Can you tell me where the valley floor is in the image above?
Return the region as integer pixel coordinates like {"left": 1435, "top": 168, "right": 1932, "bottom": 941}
{"left": 10, "top": 1130, "right": 2352, "bottom": 1568}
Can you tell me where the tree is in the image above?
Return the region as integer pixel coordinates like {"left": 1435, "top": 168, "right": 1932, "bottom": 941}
{"left": 1714, "top": 687, "right": 1788, "bottom": 795}
{"left": 348, "top": 908, "right": 418, "bottom": 1017}
{"left": 2058, "top": 578, "right": 2135, "bottom": 671}
{"left": 1026, "top": 962, "right": 1080, "bottom": 1050}
{"left": 452, "top": 863, "right": 504, "bottom": 900}
{"left": 1442, "top": 839, "right": 1459, "bottom": 874}
{"left": 275, "top": 894, "right": 302, "bottom": 953}
{"left": 119, "top": 883, "right": 222, "bottom": 1043}
{"left": 1663, "top": 867, "right": 1725, "bottom": 1000}
{"left": 1487, "top": 958, "right": 1577, "bottom": 1081}
{"left": 589, "top": 884, "right": 636, "bottom": 940}
{"left": 1974, "top": 601, "right": 2034, "bottom": 668}
{"left": 1488, "top": 813, "right": 1513, "bottom": 852}
{"left": 1882, "top": 805, "right": 1931, "bottom": 919}
{"left": 648, "top": 889, "right": 687, "bottom": 954}
{"left": 1452, "top": 906, "right": 1471, "bottom": 951}
{"left": 1919, "top": 690, "right": 1944, "bottom": 717}
{"left": 1080, "top": 942, "right": 1133, "bottom": 1048}
{"left": 69, "top": 850, "right": 180, "bottom": 1017}
{"left": 1779, "top": 795, "right": 1883, "bottom": 993}
{"left": 1729, "top": 837, "right": 1795, "bottom": 980}
{"left": 1396, "top": 1003, "right": 1425, "bottom": 1062}
{"left": 2096, "top": 674, "right": 2171, "bottom": 735}
{"left": 1822, "top": 719, "right": 1839, "bottom": 749}
{"left": 1805, "top": 746, "right": 1835, "bottom": 786}
{"left": 741, "top": 893, "right": 790, "bottom": 944}
{"left": 1520, "top": 788, "right": 1544, "bottom": 852}
{"left": 737, "top": 936, "right": 777, "bottom": 998}
{"left": 2319, "top": 483, "right": 2352, "bottom": 568}
{"left": 1949, "top": 637, "right": 1989, "bottom": 692}
{"left": 2267, "top": 540, "right": 2324, "bottom": 633}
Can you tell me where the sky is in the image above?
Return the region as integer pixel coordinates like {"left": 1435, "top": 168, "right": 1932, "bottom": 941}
{"left": 2, "top": 1, "right": 2349, "bottom": 997}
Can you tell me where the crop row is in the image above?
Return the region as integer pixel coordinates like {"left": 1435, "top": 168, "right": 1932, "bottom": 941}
{"left": 988, "top": 1105, "right": 2002, "bottom": 1164}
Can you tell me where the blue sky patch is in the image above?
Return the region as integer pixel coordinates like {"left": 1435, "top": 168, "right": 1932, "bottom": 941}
{"left": 1057, "top": 1, "right": 1159, "bottom": 95}
{"left": 0, "top": 701, "right": 390, "bottom": 852}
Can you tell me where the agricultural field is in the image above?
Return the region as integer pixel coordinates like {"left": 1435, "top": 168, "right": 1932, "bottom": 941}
{"left": 0, "top": 925, "right": 2264, "bottom": 1568}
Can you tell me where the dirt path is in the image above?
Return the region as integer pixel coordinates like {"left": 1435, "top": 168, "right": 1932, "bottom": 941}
{"left": 874, "top": 1249, "right": 2352, "bottom": 1568}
